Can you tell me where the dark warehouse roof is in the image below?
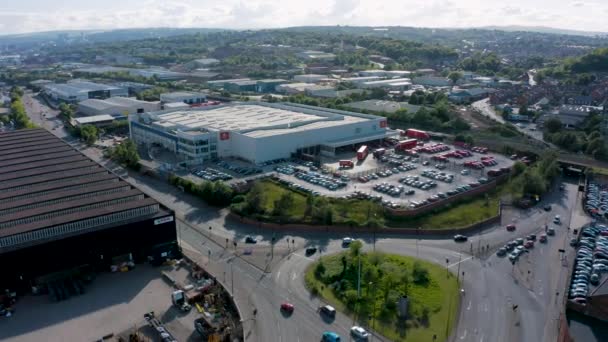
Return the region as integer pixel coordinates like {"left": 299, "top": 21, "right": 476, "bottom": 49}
{"left": 0, "top": 129, "right": 172, "bottom": 254}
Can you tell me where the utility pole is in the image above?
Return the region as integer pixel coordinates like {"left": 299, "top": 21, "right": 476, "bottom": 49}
{"left": 445, "top": 258, "right": 449, "bottom": 277}
{"left": 230, "top": 262, "right": 234, "bottom": 296}
{"left": 456, "top": 253, "right": 462, "bottom": 282}
{"left": 357, "top": 255, "right": 361, "bottom": 298}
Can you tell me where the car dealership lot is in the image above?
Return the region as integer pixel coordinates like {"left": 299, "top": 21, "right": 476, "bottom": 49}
{"left": 271, "top": 144, "right": 513, "bottom": 209}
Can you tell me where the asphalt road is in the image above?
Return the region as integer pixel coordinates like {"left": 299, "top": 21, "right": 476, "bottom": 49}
{"left": 22, "top": 97, "right": 583, "bottom": 342}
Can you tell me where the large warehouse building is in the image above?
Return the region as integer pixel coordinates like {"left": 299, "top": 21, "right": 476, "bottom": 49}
{"left": 43, "top": 80, "right": 128, "bottom": 103}
{"left": 129, "top": 102, "right": 391, "bottom": 165}
{"left": 78, "top": 97, "right": 161, "bottom": 116}
{"left": 0, "top": 129, "right": 179, "bottom": 293}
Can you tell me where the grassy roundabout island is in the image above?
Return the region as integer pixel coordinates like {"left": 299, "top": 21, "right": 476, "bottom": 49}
{"left": 305, "top": 242, "right": 460, "bottom": 342}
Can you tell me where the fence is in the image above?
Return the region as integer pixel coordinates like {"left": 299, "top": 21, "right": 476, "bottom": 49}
{"left": 385, "top": 175, "right": 505, "bottom": 218}
{"left": 228, "top": 206, "right": 501, "bottom": 236}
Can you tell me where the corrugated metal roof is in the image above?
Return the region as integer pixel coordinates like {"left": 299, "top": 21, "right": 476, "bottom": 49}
{"left": 0, "top": 198, "right": 158, "bottom": 238}
{"left": 0, "top": 129, "right": 170, "bottom": 246}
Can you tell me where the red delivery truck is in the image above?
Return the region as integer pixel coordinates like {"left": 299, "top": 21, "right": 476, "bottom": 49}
{"left": 339, "top": 160, "right": 354, "bottom": 168}
{"left": 357, "top": 146, "right": 369, "bottom": 161}
{"left": 405, "top": 129, "right": 430, "bottom": 140}
{"left": 395, "top": 139, "right": 418, "bottom": 151}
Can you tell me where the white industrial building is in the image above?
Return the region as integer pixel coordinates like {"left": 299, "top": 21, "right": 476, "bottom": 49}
{"left": 160, "top": 92, "right": 206, "bottom": 104}
{"left": 73, "top": 114, "right": 116, "bottom": 128}
{"left": 129, "top": 102, "right": 391, "bottom": 165}
{"left": 43, "top": 80, "right": 128, "bottom": 103}
{"left": 276, "top": 83, "right": 331, "bottom": 95}
{"left": 293, "top": 74, "right": 327, "bottom": 83}
{"left": 340, "top": 76, "right": 382, "bottom": 85}
{"left": 360, "top": 78, "right": 412, "bottom": 90}
{"left": 78, "top": 97, "right": 161, "bottom": 116}
{"left": 358, "top": 70, "right": 412, "bottom": 78}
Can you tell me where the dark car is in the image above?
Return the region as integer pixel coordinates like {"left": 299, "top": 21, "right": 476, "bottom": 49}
{"left": 306, "top": 247, "right": 318, "bottom": 256}
{"left": 245, "top": 236, "right": 257, "bottom": 244}
{"left": 320, "top": 305, "right": 336, "bottom": 318}
{"left": 544, "top": 205, "right": 552, "bottom": 211}
{"left": 528, "top": 234, "right": 537, "bottom": 241}
{"left": 280, "top": 302, "right": 295, "bottom": 314}
{"left": 453, "top": 235, "right": 468, "bottom": 242}
{"left": 506, "top": 224, "right": 516, "bottom": 232}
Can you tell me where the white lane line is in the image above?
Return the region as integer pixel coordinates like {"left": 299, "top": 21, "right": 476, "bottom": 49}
{"left": 292, "top": 272, "right": 298, "bottom": 281}
{"left": 483, "top": 302, "right": 488, "bottom": 312}
{"left": 276, "top": 271, "right": 281, "bottom": 281}
{"left": 460, "top": 329, "right": 468, "bottom": 340}
{"left": 467, "top": 300, "right": 472, "bottom": 311}
{"left": 479, "top": 334, "right": 484, "bottom": 342}
{"left": 448, "top": 256, "right": 473, "bottom": 268}
{"left": 292, "top": 253, "right": 314, "bottom": 261}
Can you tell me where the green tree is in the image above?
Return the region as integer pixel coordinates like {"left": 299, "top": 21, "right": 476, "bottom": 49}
{"left": 245, "top": 183, "right": 265, "bottom": 214}
{"left": 544, "top": 118, "right": 562, "bottom": 133}
{"left": 108, "top": 139, "right": 140, "bottom": 169}
{"left": 80, "top": 124, "right": 98, "bottom": 145}
{"left": 412, "top": 262, "right": 430, "bottom": 285}
{"left": 272, "top": 192, "right": 294, "bottom": 219}
{"left": 447, "top": 71, "right": 463, "bottom": 85}
{"left": 349, "top": 240, "right": 363, "bottom": 258}
{"left": 522, "top": 169, "right": 546, "bottom": 195}
{"left": 511, "top": 161, "right": 526, "bottom": 177}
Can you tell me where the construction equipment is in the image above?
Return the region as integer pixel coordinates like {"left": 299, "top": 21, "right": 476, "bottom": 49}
{"left": 171, "top": 290, "right": 192, "bottom": 312}
{"left": 144, "top": 311, "right": 177, "bottom": 342}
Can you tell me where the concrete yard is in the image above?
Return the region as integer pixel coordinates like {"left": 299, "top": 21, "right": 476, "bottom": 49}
{"left": 0, "top": 265, "right": 197, "bottom": 342}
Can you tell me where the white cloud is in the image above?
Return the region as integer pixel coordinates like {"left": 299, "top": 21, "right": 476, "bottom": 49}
{"left": 0, "top": 0, "right": 607, "bottom": 35}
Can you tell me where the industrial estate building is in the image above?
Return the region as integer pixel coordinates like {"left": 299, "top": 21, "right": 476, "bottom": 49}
{"left": 129, "top": 102, "right": 391, "bottom": 165}
{"left": 160, "top": 91, "right": 207, "bottom": 105}
{"left": 0, "top": 129, "right": 179, "bottom": 292}
{"left": 43, "top": 80, "right": 128, "bottom": 103}
{"left": 78, "top": 97, "right": 161, "bottom": 116}
{"left": 73, "top": 115, "right": 117, "bottom": 128}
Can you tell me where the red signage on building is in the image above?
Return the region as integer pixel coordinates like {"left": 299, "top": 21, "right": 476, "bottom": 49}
{"left": 379, "top": 120, "right": 387, "bottom": 128}
{"left": 220, "top": 132, "right": 230, "bottom": 140}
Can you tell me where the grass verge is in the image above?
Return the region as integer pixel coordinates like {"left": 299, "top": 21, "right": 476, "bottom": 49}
{"left": 305, "top": 251, "right": 460, "bottom": 342}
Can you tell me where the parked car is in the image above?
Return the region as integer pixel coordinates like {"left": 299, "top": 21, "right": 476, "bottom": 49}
{"left": 342, "top": 237, "right": 354, "bottom": 246}
{"left": 245, "top": 236, "right": 257, "bottom": 244}
{"left": 306, "top": 247, "right": 318, "bottom": 255}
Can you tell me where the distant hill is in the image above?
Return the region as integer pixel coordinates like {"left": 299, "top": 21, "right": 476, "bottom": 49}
{"left": 480, "top": 25, "right": 608, "bottom": 37}
{"left": 0, "top": 28, "right": 230, "bottom": 47}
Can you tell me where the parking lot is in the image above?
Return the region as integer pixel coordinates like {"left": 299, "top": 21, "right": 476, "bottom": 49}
{"left": 567, "top": 223, "right": 608, "bottom": 305}
{"left": 271, "top": 141, "right": 514, "bottom": 209}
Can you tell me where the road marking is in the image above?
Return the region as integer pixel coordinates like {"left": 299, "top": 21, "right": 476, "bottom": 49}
{"left": 276, "top": 271, "right": 281, "bottom": 281}
{"left": 448, "top": 256, "right": 473, "bottom": 268}
{"left": 483, "top": 302, "right": 488, "bottom": 312}
{"left": 467, "top": 300, "right": 472, "bottom": 311}
{"left": 292, "top": 253, "right": 314, "bottom": 261}
{"left": 479, "top": 334, "right": 484, "bottom": 342}
{"left": 292, "top": 272, "right": 298, "bottom": 281}
{"left": 460, "top": 329, "right": 468, "bottom": 340}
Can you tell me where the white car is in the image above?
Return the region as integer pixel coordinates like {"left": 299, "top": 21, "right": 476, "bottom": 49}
{"left": 350, "top": 326, "right": 370, "bottom": 339}
{"left": 342, "top": 237, "right": 354, "bottom": 246}
{"left": 554, "top": 215, "right": 561, "bottom": 224}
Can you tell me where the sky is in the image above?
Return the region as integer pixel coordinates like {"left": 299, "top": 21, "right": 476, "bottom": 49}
{"left": 0, "top": 0, "right": 607, "bottom": 35}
